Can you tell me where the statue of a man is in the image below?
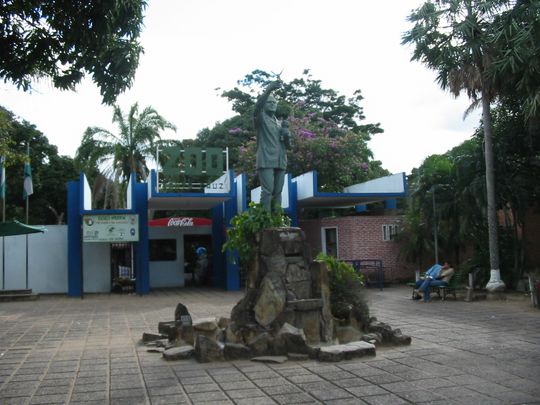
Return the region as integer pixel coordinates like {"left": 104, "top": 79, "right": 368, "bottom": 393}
{"left": 254, "top": 81, "right": 290, "bottom": 212}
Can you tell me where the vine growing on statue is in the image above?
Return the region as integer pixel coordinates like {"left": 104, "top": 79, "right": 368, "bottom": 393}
{"left": 222, "top": 202, "right": 291, "bottom": 266}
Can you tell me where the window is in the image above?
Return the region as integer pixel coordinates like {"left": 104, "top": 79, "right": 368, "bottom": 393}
{"left": 322, "top": 227, "right": 338, "bottom": 257}
{"left": 149, "top": 239, "right": 177, "bottom": 261}
{"left": 382, "top": 224, "right": 399, "bottom": 241}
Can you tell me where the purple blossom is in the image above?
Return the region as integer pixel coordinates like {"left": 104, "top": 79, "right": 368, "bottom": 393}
{"left": 360, "top": 162, "right": 369, "bottom": 171}
{"left": 298, "top": 128, "right": 316, "bottom": 139}
{"left": 239, "top": 146, "right": 247, "bottom": 154}
{"left": 228, "top": 127, "right": 244, "bottom": 134}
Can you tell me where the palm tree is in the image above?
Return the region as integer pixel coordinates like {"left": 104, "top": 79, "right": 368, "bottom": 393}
{"left": 402, "top": 0, "right": 511, "bottom": 291}
{"left": 76, "top": 103, "right": 176, "bottom": 207}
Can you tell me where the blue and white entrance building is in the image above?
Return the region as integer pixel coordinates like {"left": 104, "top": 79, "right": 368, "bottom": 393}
{"left": 67, "top": 148, "right": 406, "bottom": 296}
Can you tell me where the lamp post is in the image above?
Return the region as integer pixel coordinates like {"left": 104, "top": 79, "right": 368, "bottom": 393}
{"left": 431, "top": 185, "right": 439, "bottom": 264}
{"left": 432, "top": 186, "right": 439, "bottom": 264}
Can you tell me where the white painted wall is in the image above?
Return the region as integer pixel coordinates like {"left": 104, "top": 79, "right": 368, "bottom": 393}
{"left": 149, "top": 226, "right": 211, "bottom": 288}
{"left": 82, "top": 242, "right": 111, "bottom": 293}
{"left": 0, "top": 226, "right": 68, "bottom": 293}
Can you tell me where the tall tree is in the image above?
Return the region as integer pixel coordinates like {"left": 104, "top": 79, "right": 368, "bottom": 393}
{"left": 0, "top": 0, "right": 146, "bottom": 104}
{"left": 402, "top": 0, "right": 512, "bottom": 291}
{"left": 75, "top": 103, "right": 175, "bottom": 207}
{"left": 0, "top": 106, "right": 78, "bottom": 224}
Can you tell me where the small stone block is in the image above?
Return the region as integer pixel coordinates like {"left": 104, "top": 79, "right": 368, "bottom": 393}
{"left": 162, "top": 346, "right": 194, "bottom": 360}
{"left": 251, "top": 356, "right": 288, "bottom": 364}
{"left": 288, "top": 353, "right": 309, "bottom": 361}
{"left": 318, "top": 341, "right": 375, "bottom": 362}
{"left": 146, "top": 347, "right": 164, "bottom": 354}
{"left": 224, "top": 343, "right": 252, "bottom": 360}
{"left": 142, "top": 332, "right": 167, "bottom": 343}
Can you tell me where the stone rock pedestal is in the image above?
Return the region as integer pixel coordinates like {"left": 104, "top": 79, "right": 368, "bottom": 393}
{"left": 231, "top": 228, "right": 334, "bottom": 346}
{"left": 143, "top": 227, "right": 411, "bottom": 363}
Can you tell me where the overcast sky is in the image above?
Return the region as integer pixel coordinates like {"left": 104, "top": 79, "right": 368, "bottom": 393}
{"left": 1, "top": 0, "right": 480, "bottom": 175}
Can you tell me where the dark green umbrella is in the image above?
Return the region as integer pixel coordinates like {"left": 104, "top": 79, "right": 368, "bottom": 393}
{"left": 1, "top": 221, "right": 46, "bottom": 290}
{"left": 0, "top": 220, "right": 46, "bottom": 236}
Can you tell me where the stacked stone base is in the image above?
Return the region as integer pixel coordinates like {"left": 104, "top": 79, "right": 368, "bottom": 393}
{"left": 142, "top": 228, "right": 411, "bottom": 363}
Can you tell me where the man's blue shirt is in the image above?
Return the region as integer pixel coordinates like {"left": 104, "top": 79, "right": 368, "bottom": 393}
{"left": 426, "top": 264, "right": 442, "bottom": 278}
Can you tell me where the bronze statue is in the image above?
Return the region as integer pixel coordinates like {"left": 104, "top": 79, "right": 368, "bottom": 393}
{"left": 253, "top": 81, "right": 290, "bottom": 212}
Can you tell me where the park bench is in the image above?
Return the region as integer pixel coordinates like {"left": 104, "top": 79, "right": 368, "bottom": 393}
{"left": 408, "top": 269, "right": 464, "bottom": 301}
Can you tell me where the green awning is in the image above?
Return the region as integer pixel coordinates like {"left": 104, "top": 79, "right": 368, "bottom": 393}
{"left": 0, "top": 221, "right": 46, "bottom": 237}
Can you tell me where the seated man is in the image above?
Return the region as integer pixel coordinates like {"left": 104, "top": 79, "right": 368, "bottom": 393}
{"left": 414, "top": 262, "right": 454, "bottom": 302}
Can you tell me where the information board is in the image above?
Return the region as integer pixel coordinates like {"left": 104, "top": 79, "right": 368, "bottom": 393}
{"left": 83, "top": 214, "right": 139, "bottom": 242}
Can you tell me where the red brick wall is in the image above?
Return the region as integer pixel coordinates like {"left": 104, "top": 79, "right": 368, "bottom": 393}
{"left": 300, "top": 215, "right": 411, "bottom": 282}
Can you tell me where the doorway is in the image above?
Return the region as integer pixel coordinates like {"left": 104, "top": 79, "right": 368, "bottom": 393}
{"left": 110, "top": 243, "right": 134, "bottom": 293}
{"left": 183, "top": 235, "right": 212, "bottom": 286}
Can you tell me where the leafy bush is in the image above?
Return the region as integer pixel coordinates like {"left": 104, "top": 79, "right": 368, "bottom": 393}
{"left": 222, "top": 202, "right": 291, "bottom": 265}
{"left": 315, "top": 252, "right": 370, "bottom": 330}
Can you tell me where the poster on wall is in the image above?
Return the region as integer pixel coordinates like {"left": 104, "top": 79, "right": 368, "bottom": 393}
{"left": 83, "top": 214, "right": 139, "bottom": 242}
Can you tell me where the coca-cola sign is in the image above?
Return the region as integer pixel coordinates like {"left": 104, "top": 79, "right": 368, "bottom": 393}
{"left": 148, "top": 217, "right": 212, "bottom": 227}
{"left": 167, "top": 217, "right": 194, "bottom": 227}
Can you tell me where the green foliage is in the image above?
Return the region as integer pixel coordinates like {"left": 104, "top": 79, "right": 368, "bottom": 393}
{"left": 0, "top": 106, "right": 78, "bottom": 224}
{"left": 0, "top": 0, "right": 146, "bottom": 104}
{"left": 315, "top": 253, "right": 369, "bottom": 328}
{"left": 222, "top": 202, "right": 291, "bottom": 265}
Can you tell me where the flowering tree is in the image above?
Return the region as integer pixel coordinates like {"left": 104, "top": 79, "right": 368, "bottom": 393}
{"left": 197, "top": 70, "right": 388, "bottom": 191}
{"left": 235, "top": 112, "right": 386, "bottom": 192}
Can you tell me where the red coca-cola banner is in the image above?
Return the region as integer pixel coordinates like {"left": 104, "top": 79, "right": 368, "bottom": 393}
{"left": 148, "top": 217, "right": 212, "bottom": 227}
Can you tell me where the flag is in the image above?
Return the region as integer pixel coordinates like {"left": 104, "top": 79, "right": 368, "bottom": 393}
{"left": 23, "top": 161, "right": 33, "bottom": 199}
{"left": 0, "top": 156, "right": 5, "bottom": 199}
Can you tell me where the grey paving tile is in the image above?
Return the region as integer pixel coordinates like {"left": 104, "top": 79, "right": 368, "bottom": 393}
{"left": 225, "top": 388, "right": 265, "bottom": 399}
{"left": 253, "top": 377, "right": 290, "bottom": 388}
{"left": 110, "top": 388, "right": 147, "bottom": 399}
{"left": 346, "top": 384, "right": 389, "bottom": 397}
{"left": 183, "top": 383, "right": 220, "bottom": 393}
{"left": 150, "top": 394, "right": 189, "bottom": 404}
{"left": 362, "top": 372, "right": 404, "bottom": 384}
{"left": 262, "top": 384, "right": 303, "bottom": 395}
{"left": 308, "top": 388, "right": 353, "bottom": 401}
{"left": 362, "top": 393, "right": 411, "bottom": 404}
{"left": 396, "top": 389, "right": 446, "bottom": 402}
{"left": 218, "top": 380, "right": 256, "bottom": 390}
{"left": 331, "top": 377, "right": 371, "bottom": 389}
{"left": 324, "top": 399, "right": 369, "bottom": 405}
{"left": 29, "top": 393, "right": 69, "bottom": 404}
{"left": 486, "top": 389, "right": 540, "bottom": 404}
{"left": 272, "top": 392, "right": 318, "bottom": 404}
{"left": 70, "top": 391, "right": 108, "bottom": 402}
{"left": 187, "top": 390, "right": 229, "bottom": 402}
{"left": 147, "top": 385, "right": 183, "bottom": 396}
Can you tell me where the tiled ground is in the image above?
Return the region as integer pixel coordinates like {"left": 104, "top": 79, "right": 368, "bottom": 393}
{"left": 0, "top": 287, "right": 539, "bottom": 404}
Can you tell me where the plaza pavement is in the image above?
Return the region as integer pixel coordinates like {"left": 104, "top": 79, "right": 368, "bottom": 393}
{"left": 0, "top": 286, "right": 539, "bottom": 405}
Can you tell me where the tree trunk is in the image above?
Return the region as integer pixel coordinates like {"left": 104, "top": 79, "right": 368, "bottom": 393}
{"left": 482, "top": 94, "right": 505, "bottom": 291}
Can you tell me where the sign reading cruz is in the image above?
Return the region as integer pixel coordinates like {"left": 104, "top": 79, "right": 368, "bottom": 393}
{"left": 159, "top": 146, "right": 229, "bottom": 193}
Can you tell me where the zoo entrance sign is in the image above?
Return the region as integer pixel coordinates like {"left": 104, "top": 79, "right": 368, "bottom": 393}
{"left": 83, "top": 214, "right": 139, "bottom": 242}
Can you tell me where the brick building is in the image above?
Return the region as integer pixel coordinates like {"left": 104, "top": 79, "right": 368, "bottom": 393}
{"left": 300, "top": 214, "right": 409, "bottom": 284}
